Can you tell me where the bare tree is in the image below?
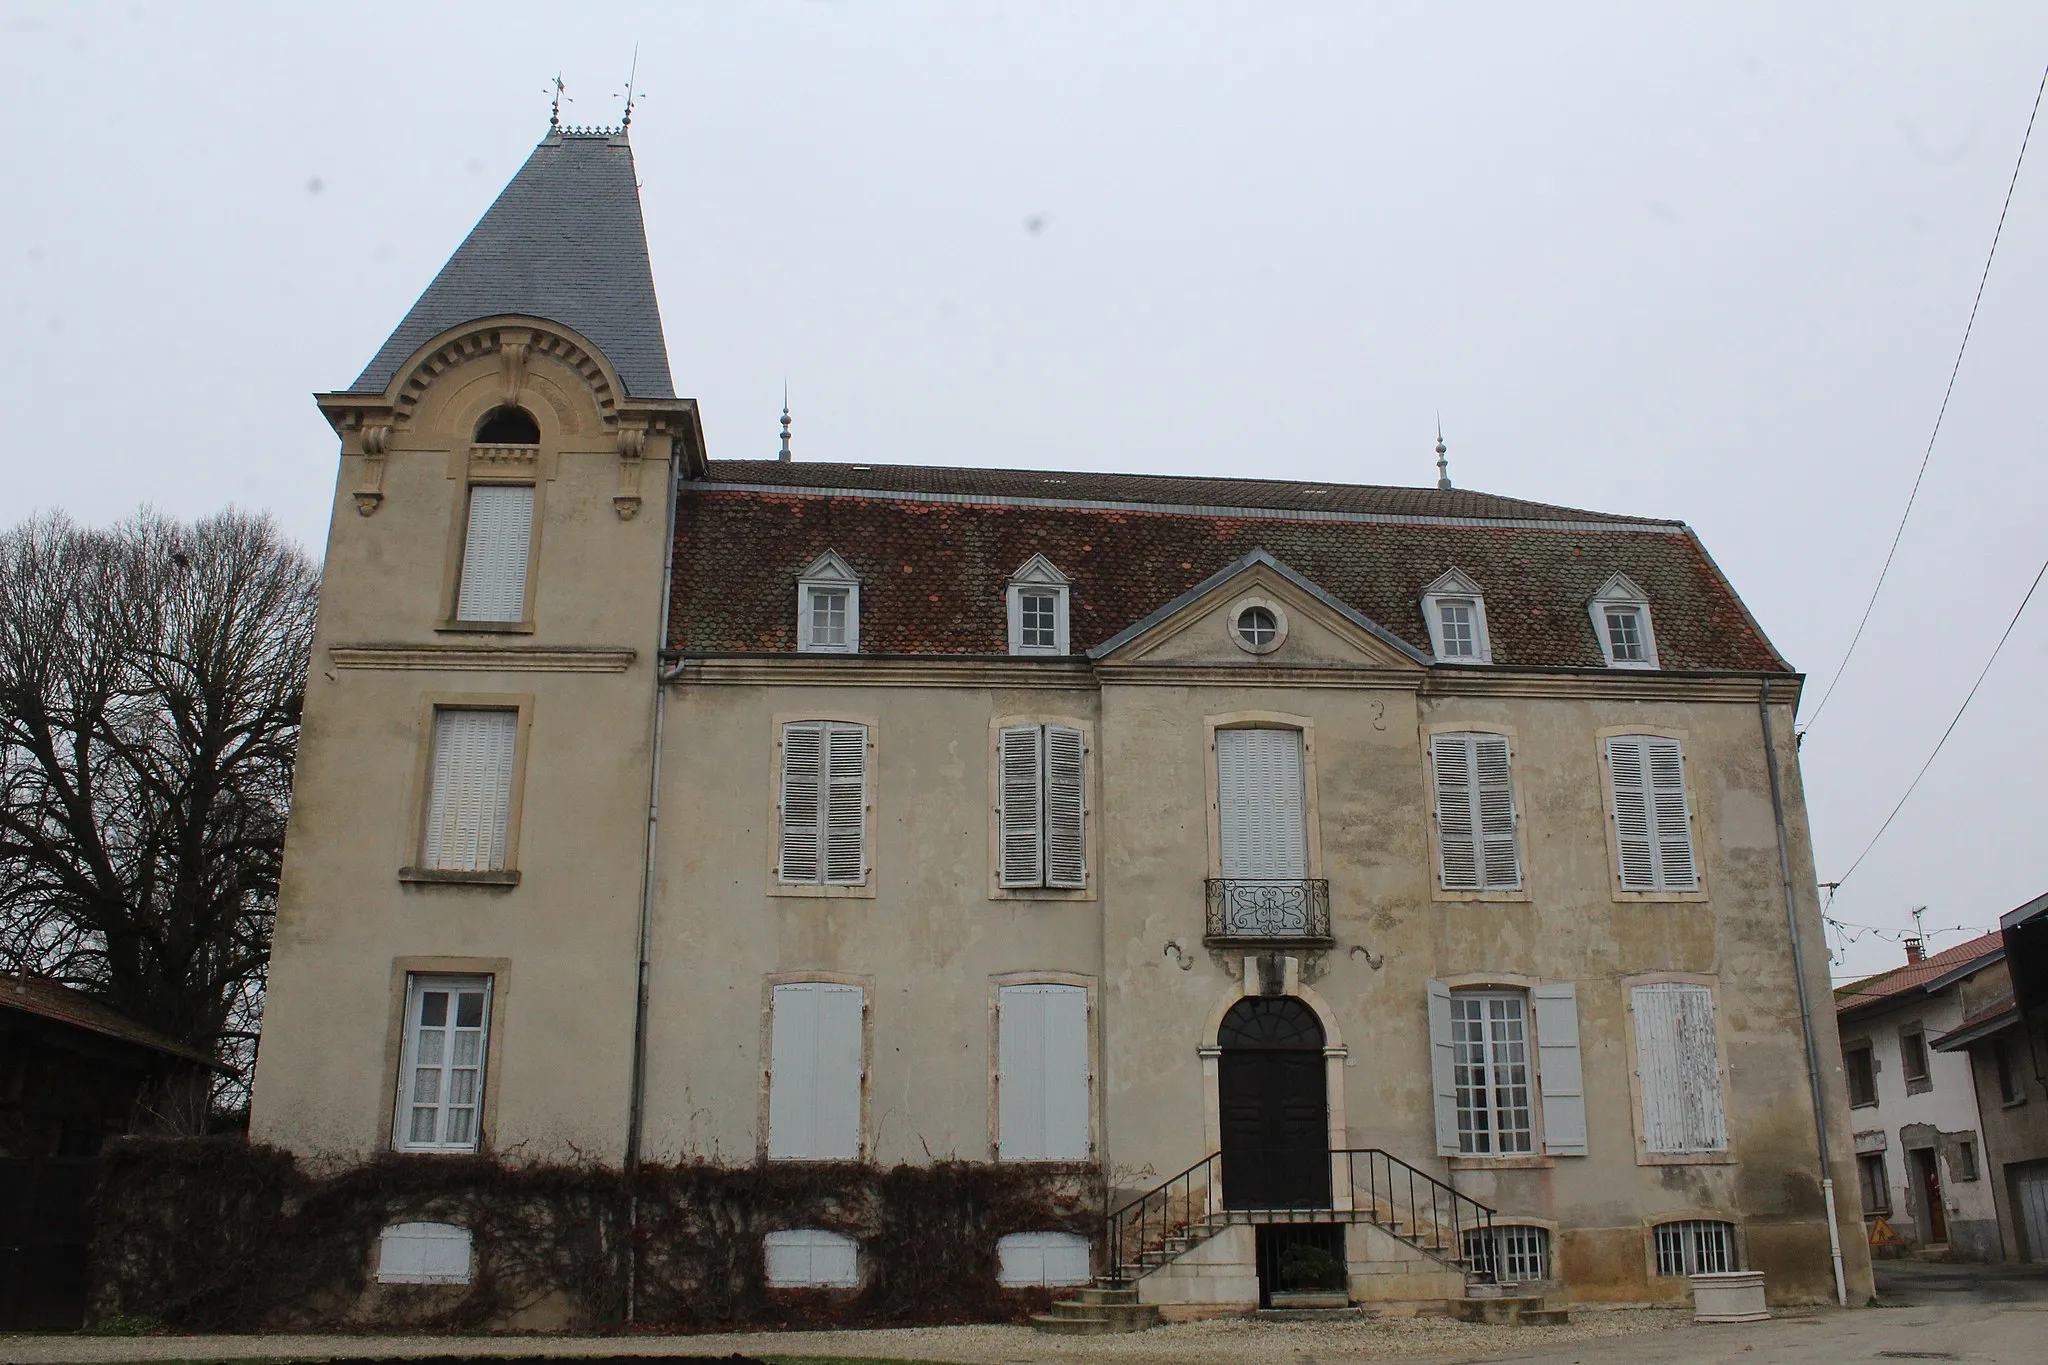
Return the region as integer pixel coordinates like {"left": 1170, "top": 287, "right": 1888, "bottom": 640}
{"left": 0, "top": 510, "right": 318, "bottom": 1115}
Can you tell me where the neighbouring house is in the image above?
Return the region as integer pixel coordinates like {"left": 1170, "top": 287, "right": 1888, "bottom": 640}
{"left": 1834, "top": 934, "right": 2007, "bottom": 1260}
{"left": 238, "top": 122, "right": 1874, "bottom": 1324}
{"left": 1933, "top": 892, "right": 2048, "bottom": 1262}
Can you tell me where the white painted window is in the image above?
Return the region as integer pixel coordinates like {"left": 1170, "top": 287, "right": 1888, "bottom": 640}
{"left": 1428, "top": 979, "right": 1584, "bottom": 1158}
{"left": 797, "top": 551, "right": 860, "bottom": 653}
{"left": 997, "top": 1230, "right": 1093, "bottom": 1286}
{"left": 1421, "top": 569, "right": 1492, "bottom": 664}
{"left": 1215, "top": 728, "right": 1307, "bottom": 879}
{"left": 1653, "top": 1219, "right": 1737, "bottom": 1276}
{"left": 377, "top": 1222, "right": 472, "bottom": 1284}
{"left": 1605, "top": 736, "right": 1697, "bottom": 891}
{"left": 1461, "top": 1224, "right": 1550, "bottom": 1283}
{"left": 763, "top": 1228, "right": 861, "bottom": 1287}
{"left": 1006, "top": 555, "right": 1071, "bottom": 655}
{"left": 767, "top": 982, "right": 865, "bottom": 1160}
{"left": 421, "top": 708, "right": 519, "bottom": 871}
{"left": 1430, "top": 732, "right": 1519, "bottom": 891}
{"left": 778, "top": 722, "right": 868, "bottom": 886}
{"left": 997, "top": 724, "right": 1087, "bottom": 889}
{"left": 395, "top": 975, "right": 491, "bottom": 1153}
{"left": 998, "top": 983, "right": 1091, "bottom": 1160}
{"left": 455, "top": 484, "right": 534, "bottom": 623}
{"left": 1589, "top": 573, "right": 1659, "bottom": 668}
{"left": 1632, "top": 983, "right": 1728, "bottom": 1154}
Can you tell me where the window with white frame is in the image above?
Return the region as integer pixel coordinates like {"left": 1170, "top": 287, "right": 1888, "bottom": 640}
{"left": 1631, "top": 982, "right": 1728, "bottom": 1154}
{"left": 796, "top": 551, "right": 860, "bottom": 653}
{"left": 1605, "top": 735, "right": 1697, "bottom": 891}
{"left": 1430, "top": 732, "right": 1520, "bottom": 891}
{"left": 763, "top": 1228, "right": 860, "bottom": 1287}
{"left": 395, "top": 975, "right": 491, "bottom": 1152}
{"left": 1653, "top": 1219, "right": 1737, "bottom": 1276}
{"left": 1421, "top": 569, "right": 1492, "bottom": 664}
{"left": 1461, "top": 1224, "right": 1550, "bottom": 1283}
{"left": 421, "top": 708, "right": 519, "bottom": 871}
{"left": 997, "top": 1230, "right": 1093, "bottom": 1286}
{"left": 997, "top": 983, "right": 1091, "bottom": 1160}
{"left": 1589, "top": 574, "right": 1658, "bottom": 668}
{"left": 1007, "top": 554, "right": 1070, "bottom": 655}
{"left": 454, "top": 483, "right": 535, "bottom": 623}
{"left": 1215, "top": 728, "right": 1308, "bottom": 880}
{"left": 997, "top": 724, "right": 1087, "bottom": 889}
{"left": 778, "top": 722, "right": 868, "bottom": 886}
{"left": 1449, "top": 991, "right": 1534, "bottom": 1154}
{"left": 1429, "top": 981, "right": 1586, "bottom": 1158}
{"left": 767, "top": 981, "right": 865, "bottom": 1160}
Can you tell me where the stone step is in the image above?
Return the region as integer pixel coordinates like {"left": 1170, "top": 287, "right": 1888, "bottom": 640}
{"left": 1031, "top": 1299, "right": 1162, "bottom": 1335}
{"left": 1030, "top": 1313, "right": 1118, "bottom": 1336}
{"left": 1451, "top": 1295, "right": 1553, "bottom": 1326}
{"left": 1073, "top": 1286, "right": 1142, "bottom": 1306}
{"left": 1519, "top": 1307, "right": 1572, "bottom": 1326}
{"left": 1253, "top": 1306, "right": 1380, "bottom": 1322}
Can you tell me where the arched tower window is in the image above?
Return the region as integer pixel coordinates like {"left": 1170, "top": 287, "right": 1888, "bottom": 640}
{"left": 474, "top": 406, "right": 540, "bottom": 445}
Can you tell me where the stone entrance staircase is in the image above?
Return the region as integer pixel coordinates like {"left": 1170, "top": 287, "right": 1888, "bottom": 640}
{"left": 1030, "top": 1286, "right": 1163, "bottom": 1335}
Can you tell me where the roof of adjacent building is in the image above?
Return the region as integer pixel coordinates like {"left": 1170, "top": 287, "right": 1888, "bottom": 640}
{"left": 0, "top": 974, "right": 219, "bottom": 1068}
{"left": 348, "top": 130, "right": 674, "bottom": 400}
{"left": 669, "top": 460, "right": 1791, "bottom": 670}
{"left": 1834, "top": 932, "right": 2008, "bottom": 1018}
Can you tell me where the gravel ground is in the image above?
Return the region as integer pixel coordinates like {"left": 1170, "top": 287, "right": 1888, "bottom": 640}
{"left": 0, "top": 1308, "right": 1696, "bottom": 1365}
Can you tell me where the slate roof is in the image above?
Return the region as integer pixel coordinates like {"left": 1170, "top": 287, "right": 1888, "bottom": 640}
{"left": 1834, "top": 932, "right": 2008, "bottom": 1018}
{"left": 349, "top": 131, "right": 674, "bottom": 400}
{"left": 669, "top": 462, "right": 1790, "bottom": 670}
{"left": 0, "top": 974, "right": 219, "bottom": 1068}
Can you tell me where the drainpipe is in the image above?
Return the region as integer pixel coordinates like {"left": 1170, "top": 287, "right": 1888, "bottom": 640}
{"left": 1759, "top": 676, "right": 1848, "bottom": 1307}
{"left": 623, "top": 443, "right": 685, "bottom": 1323}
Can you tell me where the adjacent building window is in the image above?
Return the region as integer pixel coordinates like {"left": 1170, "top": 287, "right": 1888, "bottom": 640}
{"left": 1429, "top": 980, "right": 1586, "bottom": 1158}
{"left": 1857, "top": 1152, "right": 1891, "bottom": 1214}
{"left": 1589, "top": 574, "right": 1659, "bottom": 668}
{"left": 796, "top": 551, "right": 860, "bottom": 653}
{"left": 778, "top": 722, "right": 868, "bottom": 886}
{"left": 1430, "top": 732, "right": 1520, "bottom": 891}
{"left": 763, "top": 1229, "right": 860, "bottom": 1287}
{"left": 766, "top": 982, "right": 865, "bottom": 1160}
{"left": 1461, "top": 1224, "right": 1551, "bottom": 1283}
{"left": 1605, "top": 735, "right": 1698, "bottom": 892}
{"left": 1216, "top": 728, "right": 1308, "bottom": 880}
{"left": 1449, "top": 991, "right": 1534, "bottom": 1155}
{"left": 1653, "top": 1219, "right": 1737, "bottom": 1276}
{"left": 421, "top": 708, "right": 519, "bottom": 872}
{"left": 1845, "top": 1044, "right": 1878, "bottom": 1108}
{"left": 997, "top": 724, "right": 1087, "bottom": 890}
{"left": 1631, "top": 982, "right": 1728, "bottom": 1155}
{"left": 1955, "top": 1140, "right": 1980, "bottom": 1181}
{"left": 1900, "top": 1029, "right": 1931, "bottom": 1091}
{"left": 395, "top": 975, "right": 491, "bottom": 1153}
{"left": 1006, "top": 554, "right": 1071, "bottom": 656}
{"left": 997, "top": 983, "right": 1090, "bottom": 1160}
{"left": 1995, "top": 1038, "right": 2025, "bottom": 1104}
{"left": 454, "top": 483, "right": 535, "bottom": 623}
{"left": 1421, "top": 569, "right": 1493, "bottom": 664}
{"left": 997, "top": 1230, "right": 1092, "bottom": 1287}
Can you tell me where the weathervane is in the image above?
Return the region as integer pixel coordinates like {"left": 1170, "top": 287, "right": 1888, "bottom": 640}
{"left": 549, "top": 74, "right": 565, "bottom": 130}
{"left": 1435, "top": 417, "right": 1452, "bottom": 490}
{"left": 778, "top": 385, "right": 792, "bottom": 462}
{"left": 621, "top": 45, "right": 639, "bottom": 130}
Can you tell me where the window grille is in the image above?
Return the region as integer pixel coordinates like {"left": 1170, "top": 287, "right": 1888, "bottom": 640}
{"left": 1462, "top": 1224, "right": 1550, "bottom": 1283}
{"left": 1654, "top": 1219, "right": 1737, "bottom": 1276}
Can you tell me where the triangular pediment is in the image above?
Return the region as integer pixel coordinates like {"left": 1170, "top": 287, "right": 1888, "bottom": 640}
{"left": 800, "top": 550, "right": 859, "bottom": 583}
{"left": 1010, "top": 553, "right": 1070, "bottom": 585}
{"left": 1088, "top": 550, "right": 1429, "bottom": 669}
{"left": 1591, "top": 572, "right": 1647, "bottom": 604}
{"left": 1424, "top": 567, "right": 1484, "bottom": 598}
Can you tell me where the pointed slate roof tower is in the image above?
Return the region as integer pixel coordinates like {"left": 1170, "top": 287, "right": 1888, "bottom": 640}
{"left": 349, "top": 128, "right": 675, "bottom": 400}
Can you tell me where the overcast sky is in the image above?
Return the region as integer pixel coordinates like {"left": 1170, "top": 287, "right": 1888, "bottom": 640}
{"left": 5, "top": 3, "right": 2044, "bottom": 982}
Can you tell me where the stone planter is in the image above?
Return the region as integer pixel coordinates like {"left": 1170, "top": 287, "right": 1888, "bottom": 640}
{"left": 1690, "top": 1270, "right": 1767, "bottom": 1323}
{"left": 1270, "top": 1289, "right": 1350, "bottom": 1309}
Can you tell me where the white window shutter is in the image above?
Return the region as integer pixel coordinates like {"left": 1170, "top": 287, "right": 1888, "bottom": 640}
{"left": 1607, "top": 737, "right": 1657, "bottom": 890}
{"left": 1632, "top": 983, "right": 1727, "bottom": 1153}
{"left": 455, "top": 484, "right": 534, "bottom": 623}
{"left": 1532, "top": 982, "right": 1587, "bottom": 1156}
{"left": 423, "top": 709, "right": 517, "bottom": 871}
{"left": 768, "top": 982, "right": 864, "bottom": 1159}
{"left": 814, "top": 983, "right": 865, "bottom": 1157}
{"left": 1645, "top": 738, "right": 1698, "bottom": 889}
{"left": 1217, "top": 729, "right": 1307, "bottom": 879}
{"left": 998, "top": 985, "right": 1048, "bottom": 1159}
{"left": 1427, "top": 979, "right": 1460, "bottom": 1156}
{"left": 1432, "top": 735, "right": 1479, "bottom": 890}
{"left": 1044, "top": 727, "right": 1087, "bottom": 889}
{"left": 1041, "top": 985, "right": 1090, "bottom": 1157}
{"left": 778, "top": 724, "right": 823, "bottom": 883}
{"left": 823, "top": 725, "right": 868, "bottom": 885}
{"left": 997, "top": 726, "right": 1044, "bottom": 888}
{"left": 1473, "top": 735, "right": 1521, "bottom": 890}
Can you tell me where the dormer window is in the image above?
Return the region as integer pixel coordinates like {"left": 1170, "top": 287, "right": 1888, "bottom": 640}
{"left": 1421, "top": 569, "right": 1492, "bottom": 664}
{"left": 1590, "top": 574, "right": 1658, "bottom": 669}
{"left": 797, "top": 551, "right": 860, "bottom": 654}
{"left": 1006, "top": 555, "right": 1070, "bottom": 656}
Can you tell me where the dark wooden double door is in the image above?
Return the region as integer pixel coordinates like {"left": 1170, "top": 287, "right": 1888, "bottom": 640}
{"left": 1218, "top": 997, "right": 1330, "bottom": 1210}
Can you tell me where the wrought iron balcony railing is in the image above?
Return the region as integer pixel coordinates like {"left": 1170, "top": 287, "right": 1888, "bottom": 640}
{"left": 1203, "top": 878, "right": 1332, "bottom": 945}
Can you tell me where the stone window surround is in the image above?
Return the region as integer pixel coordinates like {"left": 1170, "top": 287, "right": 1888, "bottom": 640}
{"left": 376, "top": 956, "right": 512, "bottom": 1157}
{"left": 1620, "top": 971, "right": 1737, "bottom": 1167}
{"left": 985, "top": 714, "right": 1097, "bottom": 902}
{"left": 984, "top": 971, "right": 1098, "bottom": 1161}
{"left": 398, "top": 693, "right": 535, "bottom": 888}
{"left": 755, "top": 970, "right": 874, "bottom": 1164}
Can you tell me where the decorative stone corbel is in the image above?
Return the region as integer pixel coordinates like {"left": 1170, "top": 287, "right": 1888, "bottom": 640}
{"left": 353, "top": 425, "right": 391, "bottom": 516}
{"left": 499, "top": 340, "right": 529, "bottom": 406}
{"left": 614, "top": 427, "right": 648, "bottom": 519}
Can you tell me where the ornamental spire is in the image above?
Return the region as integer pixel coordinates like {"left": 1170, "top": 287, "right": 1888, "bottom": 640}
{"left": 1435, "top": 417, "right": 1452, "bottom": 490}
{"left": 778, "top": 384, "right": 793, "bottom": 462}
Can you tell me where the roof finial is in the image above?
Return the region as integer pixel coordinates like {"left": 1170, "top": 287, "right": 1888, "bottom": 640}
{"left": 778, "top": 384, "right": 793, "bottom": 462}
{"left": 549, "top": 74, "right": 565, "bottom": 130}
{"left": 1435, "top": 415, "right": 1452, "bottom": 491}
{"left": 620, "top": 44, "right": 638, "bottom": 130}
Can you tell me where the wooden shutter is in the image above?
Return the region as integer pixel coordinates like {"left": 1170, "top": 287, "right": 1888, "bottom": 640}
{"left": 1427, "top": 979, "right": 1460, "bottom": 1156}
{"left": 1216, "top": 728, "right": 1307, "bottom": 879}
{"left": 1607, "top": 737, "right": 1657, "bottom": 890}
{"left": 1432, "top": 735, "right": 1479, "bottom": 889}
{"left": 768, "top": 982, "right": 864, "bottom": 1159}
{"left": 997, "top": 726, "right": 1044, "bottom": 888}
{"left": 999, "top": 984, "right": 1090, "bottom": 1159}
{"left": 1474, "top": 735, "right": 1520, "bottom": 889}
{"left": 824, "top": 725, "right": 868, "bottom": 885}
{"left": 1532, "top": 982, "right": 1587, "bottom": 1156}
{"left": 1645, "top": 738, "right": 1697, "bottom": 889}
{"left": 1632, "top": 982, "right": 1727, "bottom": 1153}
{"left": 1433, "top": 733, "right": 1519, "bottom": 891}
{"left": 1044, "top": 726, "right": 1087, "bottom": 889}
{"left": 423, "top": 709, "right": 517, "bottom": 871}
{"left": 455, "top": 484, "right": 534, "bottom": 622}
{"left": 778, "top": 724, "right": 823, "bottom": 883}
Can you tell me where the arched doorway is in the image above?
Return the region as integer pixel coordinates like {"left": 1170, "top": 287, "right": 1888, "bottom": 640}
{"left": 1218, "top": 996, "right": 1330, "bottom": 1210}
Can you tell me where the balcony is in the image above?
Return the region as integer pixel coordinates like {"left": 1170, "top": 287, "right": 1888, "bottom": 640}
{"left": 1203, "top": 878, "right": 1332, "bottom": 947}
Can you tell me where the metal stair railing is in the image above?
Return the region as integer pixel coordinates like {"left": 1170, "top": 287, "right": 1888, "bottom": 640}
{"left": 1338, "top": 1148, "right": 1496, "bottom": 1273}
{"left": 1103, "top": 1152, "right": 1222, "bottom": 1285}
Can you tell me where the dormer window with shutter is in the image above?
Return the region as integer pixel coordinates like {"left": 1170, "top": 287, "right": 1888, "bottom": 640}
{"left": 1006, "top": 555, "right": 1071, "bottom": 656}
{"left": 796, "top": 552, "right": 860, "bottom": 654}
{"left": 1421, "top": 569, "right": 1493, "bottom": 664}
{"left": 1429, "top": 731, "right": 1522, "bottom": 893}
{"left": 995, "top": 722, "right": 1088, "bottom": 891}
{"left": 1604, "top": 734, "right": 1699, "bottom": 893}
{"left": 1589, "top": 574, "right": 1658, "bottom": 669}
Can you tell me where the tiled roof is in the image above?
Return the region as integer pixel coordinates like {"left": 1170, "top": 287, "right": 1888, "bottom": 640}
{"left": 1834, "top": 932, "right": 2008, "bottom": 1016}
{"left": 349, "top": 131, "right": 674, "bottom": 400}
{"left": 669, "top": 466, "right": 1790, "bottom": 670}
{"left": 0, "top": 974, "right": 219, "bottom": 1067}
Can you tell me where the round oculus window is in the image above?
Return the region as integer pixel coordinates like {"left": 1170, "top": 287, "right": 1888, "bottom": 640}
{"left": 1235, "top": 604, "right": 1281, "bottom": 651}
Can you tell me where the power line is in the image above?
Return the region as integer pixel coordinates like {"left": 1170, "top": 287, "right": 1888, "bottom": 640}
{"left": 1802, "top": 60, "right": 2048, "bottom": 733}
{"left": 1833, "top": 551, "right": 2048, "bottom": 887}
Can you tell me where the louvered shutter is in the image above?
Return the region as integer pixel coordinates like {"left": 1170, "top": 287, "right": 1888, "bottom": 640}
{"left": 1217, "top": 729, "right": 1307, "bottom": 878}
{"left": 455, "top": 484, "right": 534, "bottom": 623}
{"left": 1473, "top": 735, "right": 1521, "bottom": 890}
{"left": 1645, "top": 738, "right": 1697, "bottom": 889}
{"left": 423, "top": 709, "right": 517, "bottom": 871}
{"left": 1044, "top": 726, "right": 1087, "bottom": 889}
{"left": 1432, "top": 735, "right": 1479, "bottom": 890}
{"left": 1532, "top": 982, "right": 1587, "bottom": 1157}
{"left": 768, "top": 982, "right": 864, "bottom": 1159}
{"left": 823, "top": 725, "right": 868, "bottom": 885}
{"left": 1607, "top": 737, "right": 1657, "bottom": 890}
{"left": 778, "top": 724, "right": 823, "bottom": 883}
{"left": 997, "top": 726, "right": 1044, "bottom": 888}
{"left": 999, "top": 983, "right": 1090, "bottom": 1159}
{"left": 1427, "top": 979, "right": 1460, "bottom": 1156}
{"left": 1632, "top": 983, "right": 1727, "bottom": 1153}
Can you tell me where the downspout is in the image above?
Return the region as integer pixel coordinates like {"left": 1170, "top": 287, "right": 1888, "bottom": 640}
{"left": 624, "top": 444, "right": 684, "bottom": 1324}
{"left": 1759, "top": 676, "right": 1848, "bottom": 1307}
